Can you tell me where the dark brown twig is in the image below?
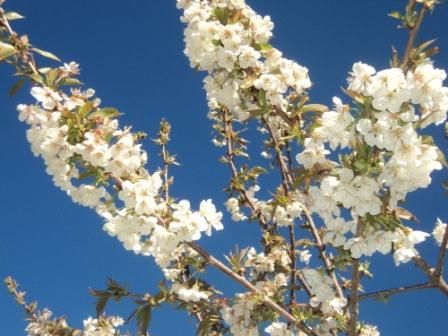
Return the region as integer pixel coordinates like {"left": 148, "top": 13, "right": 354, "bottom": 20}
{"left": 434, "top": 223, "right": 448, "bottom": 279}
{"left": 359, "top": 282, "right": 433, "bottom": 301}
{"left": 401, "top": 5, "right": 427, "bottom": 68}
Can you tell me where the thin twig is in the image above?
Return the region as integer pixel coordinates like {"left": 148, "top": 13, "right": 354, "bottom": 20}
{"left": 0, "top": 9, "right": 40, "bottom": 76}
{"left": 434, "top": 223, "right": 448, "bottom": 279}
{"left": 0, "top": 7, "right": 15, "bottom": 36}
{"left": 263, "top": 117, "right": 345, "bottom": 300}
{"left": 188, "top": 242, "right": 316, "bottom": 336}
{"left": 263, "top": 118, "right": 294, "bottom": 187}
{"left": 348, "top": 221, "right": 364, "bottom": 336}
{"left": 161, "top": 142, "right": 170, "bottom": 203}
{"left": 413, "top": 256, "right": 448, "bottom": 296}
{"left": 262, "top": 117, "right": 298, "bottom": 311}
{"left": 223, "top": 110, "right": 268, "bottom": 228}
{"left": 287, "top": 225, "right": 297, "bottom": 311}
{"left": 401, "top": 5, "right": 427, "bottom": 68}
{"left": 359, "top": 282, "right": 433, "bottom": 301}
{"left": 301, "top": 208, "right": 345, "bottom": 299}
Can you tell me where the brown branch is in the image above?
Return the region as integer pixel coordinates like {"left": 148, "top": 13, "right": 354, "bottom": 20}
{"left": 434, "top": 223, "right": 448, "bottom": 279}
{"left": 413, "top": 256, "right": 448, "bottom": 296}
{"left": 188, "top": 242, "right": 316, "bottom": 336}
{"left": 161, "top": 142, "right": 170, "bottom": 203}
{"left": 0, "top": 8, "right": 39, "bottom": 76}
{"left": 0, "top": 7, "right": 15, "bottom": 36}
{"left": 287, "top": 225, "right": 297, "bottom": 312}
{"left": 348, "top": 221, "right": 365, "bottom": 336}
{"left": 262, "top": 117, "right": 298, "bottom": 311}
{"left": 401, "top": 5, "right": 427, "bottom": 68}
{"left": 263, "top": 117, "right": 345, "bottom": 300}
{"left": 349, "top": 259, "right": 360, "bottom": 336}
{"left": 262, "top": 117, "right": 294, "bottom": 187}
{"left": 302, "top": 208, "right": 345, "bottom": 299}
{"left": 262, "top": 118, "right": 322, "bottom": 310}
{"left": 359, "top": 282, "right": 433, "bottom": 301}
{"left": 222, "top": 110, "right": 268, "bottom": 229}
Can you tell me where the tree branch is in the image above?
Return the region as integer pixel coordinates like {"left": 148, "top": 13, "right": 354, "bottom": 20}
{"left": 188, "top": 242, "right": 316, "bottom": 336}
{"left": 262, "top": 118, "right": 345, "bottom": 300}
{"left": 413, "top": 256, "right": 448, "bottom": 297}
{"left": 223, "top": 110, "right": 268, "bottom": 229}
{"left": 401, "top": 5, "right": 427, "bottom": 68}
{"left": 359, "top": 282, "right": 432, "bottom": 301}
{"left": 302, "top": 208, "right": 345, "bottom": 299}
{"left": 434, "top": 222, "right": 448, "bottom": 279}
{"left": 348, "top": 221, "right": 365, "bottom": 336}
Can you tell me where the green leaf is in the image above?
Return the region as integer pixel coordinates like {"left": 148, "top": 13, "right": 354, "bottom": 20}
{"left": 247, "top": 108, "right": 264, "bottom": 117}
{"left": 136, "top": 303, "right": 151, "bottom": 336}
{"left": 442, "top": 180, "right": 448, "bottom": 191}
{"left": 257, "top": 89, "right": 267, "bottom": 108}
{"left": 99, "top": 107, "right": 121, "bottom": 118}
{"left": 107, "top": 278, "right": 129, "bottom": 300}
{"left": 27, "top": 72, "right": 44, "bottom": 85}
{"left": 89, "top": 108, "right": 121, "bottom": 119}
{"left": 59, "top": 77, "right": 84, "bottom": 86}
{"left": 32, "top": 47, "right": 61, "bottom": 62}
{"left": 90, "top": 288, "right": 111, "bottom": 317}
{"left": 9, "top": 77, "right": 25, "bottom": 96}
{"left": 197, "top": 314, "right": 221, "bottom": 336}
{"left": 257, "top": 42, "right": 273, "bottom": 51}
{"left": 79, "top": 101, "right": 94, "bottom": 119}
{"left": 4, "top": 12, "right": 25, "bottom": 20}
{"left": 213, "top": 8, "right": 231, "bottom": 25}
{"left": 45, "top": 68, "right": 60, "bottom": 87}
{"left": 0, "top": 41, "right": 17, "bottom": 61}
{"left": 388, "top": 11, "right": 402, "bottom": 20}
{"left": 95, "top": 295, "right": 109, "bottom": 317}
{"left": 415, "top": 39, "right": 437, "bottom": 54}
{"left": 301, "top": 104, "right": 329, "bottom": 114}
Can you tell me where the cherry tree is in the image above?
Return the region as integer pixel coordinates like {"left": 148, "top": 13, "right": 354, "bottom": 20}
{"left": 1, "top": 0, "right": 447, "bottom": 335}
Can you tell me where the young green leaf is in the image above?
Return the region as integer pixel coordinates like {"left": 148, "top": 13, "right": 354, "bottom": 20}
{"left": 0, "top": 41, "right": 17, "bottom": 61}
{"left": 32, "top": 47, "right": 61, "bottom": 62}
{"left": 9, "top": 77, "right": 25, "bottom": 96}
{"left": 136, "top": 303, "right": 152, "bottom": 336}
{"left": 4, "top": 12, "right": 25, "bottom": 20}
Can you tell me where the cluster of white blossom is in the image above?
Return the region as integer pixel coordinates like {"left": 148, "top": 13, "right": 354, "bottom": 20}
{"left": 343, "top": 228, "right": 395, "bottom": 259}
{"left": 83, "top": 316, "right": 124, "bottom": 336}
{"left": 25, "top": 308, "right": 124, "bottom": 336}
{"left": 221, "top": 293, "right": 259, "bottom": 336}
{"left": 359, "top": 324, "right": 381, "bottom": 336}
{"left": 302, "top": 269, "right": 347, "bottom": 316}
{"left": 343, "top": 227, "right": 429, "bottom": 266}
{"left": 300, "top": 58, "right": 447, "bottom": 262}
{"left": 265, "top": 322, "right": 301, "bottom": 336}
{"left": 5, "top": 0, "right": 447, "bottom": 334}
{"left": 225, "top": 197, "right": 248, "bottom": 221}
{"left": 391, "top": 229, "right": 429, "bottom": 265}
{"left": 19, "top": 63, "right": 223, "bottom": 288}
{"left": 245, "top": 246, "right": 290, "bottom": 277}
{"left": 272, "top": 201, "right": 303, "bottom": 227}
{"left": 171, "top": 283, "right": 210, "bottom": 302}
{"left": 177, "top": 0, "right": 311, "bottom": 124}
{"left": 25, "top": 309, "right": 67, "bottom": 336}
{"left": 313, "top": 97, "right": 354, "bottom": 151}
{"left": 348, "top": 61, "right": 446, "bottom": 205}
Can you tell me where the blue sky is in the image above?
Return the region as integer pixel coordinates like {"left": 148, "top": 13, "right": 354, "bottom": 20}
{"left": 1, "top": 0, "right": 447, "bottom": 335}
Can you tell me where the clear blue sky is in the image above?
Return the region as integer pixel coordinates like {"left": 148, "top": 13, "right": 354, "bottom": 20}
{"left": 1, "top": 0, "right": 447, "bottom": 335}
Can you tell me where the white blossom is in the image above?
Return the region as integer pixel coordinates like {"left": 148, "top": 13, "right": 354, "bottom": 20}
{"left": 432, "top": 218, "right": 448, "bottom": 248}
